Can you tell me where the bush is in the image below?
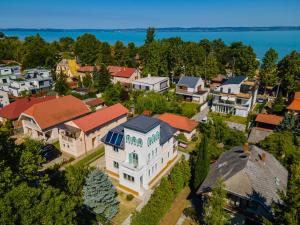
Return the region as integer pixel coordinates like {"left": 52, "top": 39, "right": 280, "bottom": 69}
{"left": 126, "top": 194, "right": 134, "bottom": 201}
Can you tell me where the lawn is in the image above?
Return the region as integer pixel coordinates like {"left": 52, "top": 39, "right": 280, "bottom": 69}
{"left": 112, "top": 191, "right": 141, "bottom": 225}
{"left": 208, "top": 111, "right": 247, "bottom": 125}
{"left": 180, "top": 102, "right": 199, "bottom": 118}
{"left": 158, "top": 187, "right": 191, "bottom": 225}
{"left": 73, "top": 146, "right": 105, "bottom": 168}
{"left": 178, "top": 133, "right": 201, "bottom": 154}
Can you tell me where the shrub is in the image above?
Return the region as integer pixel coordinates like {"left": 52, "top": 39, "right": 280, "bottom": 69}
{"left": 126, "top": 194, "right": 134, "bottom": 201}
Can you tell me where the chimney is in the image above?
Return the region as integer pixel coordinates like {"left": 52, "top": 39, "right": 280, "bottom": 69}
{"left": 261, "top": 153, "right": 266, "bottom": 162}
{"left": 243, "top": 143, "right": 250, "bottom": 155}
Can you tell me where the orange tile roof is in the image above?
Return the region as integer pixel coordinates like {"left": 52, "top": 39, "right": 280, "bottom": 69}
{"left": 158, "top": 113, "right": 199, "bottom": 133}
{"left": 0, "top": 96, "right": 56, "bottom": 120}
{"left": 22, "top": 95, "right": 90, "bottom": 130}
{"left": 287, "top": 92, "right": 300, "bottom": 111}
{"left": 108, "top": 66, "right": 137, "bottom": 78}
{"left": 77, "top": 66, "right": 99, "bottom": 73}
{"left": 73, "top": 103, "right": 129, "bottom": 133}
{"left": 255, "top": 114, "right": 283, "bottom": 126}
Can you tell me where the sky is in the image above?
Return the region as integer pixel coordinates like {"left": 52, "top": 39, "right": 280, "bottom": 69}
{"left": 1, "top": 0, "right": 300, "bottom": 29}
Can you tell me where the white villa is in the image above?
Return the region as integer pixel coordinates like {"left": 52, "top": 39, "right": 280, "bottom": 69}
{"left": 103, "top": 115, "right": 178, "bottom": 196}
{"left": 132, "top": 75, "right": 169, "bottom": 93}
{"left": 211, "top": 76, "right": 257, "bottom": 117}
{"left": 176, "top": 76, "right": 209, "bottom": 104}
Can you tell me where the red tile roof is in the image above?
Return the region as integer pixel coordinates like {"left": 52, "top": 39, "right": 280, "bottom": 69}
{"left": 0, "top": 96, "right": 56, "bottom": 120}
{"left": 158, "top": 113, "right": 199, "bottom": 133}
{"left": 287, "top": 92, "right": 300, "bottom": 111}
{"left": 108, "top": 66, "right": 137, "bottom": 78}
{"left": 255, "top": 114, "right": 284, "bottom": 126}
{"left": 85, "top": 98, "right": 104, "bottom": 107}
{"left": 73, "top": 103, "right": 129, "bottom": 133}
{"left": 21, "top": 95, "right": 90, "bottom": 130}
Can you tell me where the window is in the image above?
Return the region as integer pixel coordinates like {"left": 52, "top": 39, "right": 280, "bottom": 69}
{"left": 161, "top": 158, "right": 164, "bottom": 164}
{"left": 220, "top": 87, "right": 223, "bottom": 93}
{"left": 152, "top": 150, "right": 154, "bottom": 158}
{"left": 113, "top": 146, "right": 119, "bottom": 152}
{"left": 168, "top": 152, "right": 170, "bottom": 158}
{"left": 155, "top": 163, "right": 157, "bottom": 171}
{"left": 148, "top": 170, "right": 151, "bottom": 177}
{"left": 129, "top": 152, "right": 138, "bottom": 167}
{"left": 228, "top": 88, "right": 231, "bottom": 94}
{"left": 155, "top": 148, "right": 157, "bottom": 156}
{"left": 123, "top": 173, "right": 135, "bottom": 182}
{"left": 148, "top": 153, "right": 151, "bottom": 161}
{"left": 146, "top": 86, "right": 150, "bottom": 90}
{"left": 113, "top": 161, "right": 119, "bottom": 168}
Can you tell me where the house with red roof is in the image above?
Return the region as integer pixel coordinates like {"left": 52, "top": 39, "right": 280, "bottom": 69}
{"left": 158, "top": 113, "right": 199, "bottom": 140}
{"left": 0, "top": 96, "right": 55, "bottom": 128}
{"left": 287, "top": 92, "right": 300, "bottom": 114}
{"left": 58, "top": 103, "right": 129, "bottom": 157}
{"left": 19, "top": 95, "right": 90, "bottom": 142}
{"left": 108, "top": 66, "right": 140, "bottom": 88}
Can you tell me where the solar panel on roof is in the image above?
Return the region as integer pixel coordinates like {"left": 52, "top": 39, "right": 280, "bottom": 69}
{"left": 110, "top": 132, "right": 118, "bottom": 145}
{"left": 115, "top": 134, "right": 123, "bottom": 146}
{"left": 105, "top": 131, "right": 113, "bottom": 143}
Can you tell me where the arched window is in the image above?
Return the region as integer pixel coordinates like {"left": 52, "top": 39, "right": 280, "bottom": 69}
{"left": 129, "top": 152, "right": 139, "bottom": 167}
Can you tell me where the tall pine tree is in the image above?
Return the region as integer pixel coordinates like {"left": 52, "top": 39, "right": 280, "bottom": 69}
{"left": 193, "top": 134, "right": 210, "bottom": 189}
{"left": 93, "top": 64, "right": 111, "bottom": 92}
{"left": 83, "top": 169, "right": 119, "bottom": 220}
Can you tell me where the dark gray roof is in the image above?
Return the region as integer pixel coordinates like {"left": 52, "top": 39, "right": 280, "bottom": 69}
{"left": 197, "top": 145, "right": 288, "bottom": 208}
{"left": 177, "top": 76, "right": 201, "bottom": 88}
{"left": 123, "top": 115, "right": 160, "bottom": 133}
{"left": 103, "top": 115, "right": 177, "bottom": 148}
{"left": 223, "top": 75, "right": 246, "bottom": 85}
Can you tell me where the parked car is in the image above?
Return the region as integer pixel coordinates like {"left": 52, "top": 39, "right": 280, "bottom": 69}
{"left": 40, "top": 144, "right": 61, "bottom": 162}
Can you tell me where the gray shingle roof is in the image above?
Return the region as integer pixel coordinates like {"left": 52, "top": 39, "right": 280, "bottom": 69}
{"left": 197, "top": 145, "right": 288, "bottom": 208}
{"left": 177, "top": 76, "right": 201, "bottom": 88}
{"left": 223, "top": 75, "right": 246, "bottom": 85}
{"left": 102, "top": 115, "right": 177, "bottom": 148}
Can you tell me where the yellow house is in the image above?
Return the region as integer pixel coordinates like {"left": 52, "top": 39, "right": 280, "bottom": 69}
{"left": 56, "top": 59, "right": 79, "bottom": 78}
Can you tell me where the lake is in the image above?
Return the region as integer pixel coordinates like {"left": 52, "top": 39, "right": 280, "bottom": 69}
{"left": 2, "top": 30, "right": 300, "bottom": 59}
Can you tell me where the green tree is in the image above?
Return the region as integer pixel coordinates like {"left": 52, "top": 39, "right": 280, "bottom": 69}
{"left": 83, "top": 169, "right": 119, "bottom": 220}
{"left": 58, "top": 37, "right": 74, "bottom": 52}
{"left": 74, "top": 33, "right": 100, "bottom": 65}
{"left": 54, "top": 73, "right": 69, "bottom": 95}
{"left": 82, "top": 73, "right": 93, "bottom": 89}
{"left": 102, "top": 83, "right": 124, "bottom": 105}
{"left": 193, "top": 135, "right": 210, "bottom": 189}
{"left": 97, "top": 42, "right": 113, "bottom": 65}
{"left": 0, "top": 183, "right": 78, "bottom": 225}
{"left": 135, "top": 91, "right": 168, "bottom": 114}
{"left": 272, "top": 94, "right": 285, "bottom": 114}
{"left": 260, "top": 48, "right": 278, "bottom": 91}
{"left": 278, "top": 51, "right": 300, "bottom": 97}
{"left": 170, "top": 162, "right": 185, "bottom": 195}
{"left": 274, "top": 162, "right": 300, "bottom": 225}
{"left": 145, "top": 27, "right": 155, "bottom": 45}
{"left": 93, "top": 64, "right": 112, "bottom": 92}
{"left": 113, "top": 41, "right": 128, "bottom": 66}
{"left": 0, "top": 32, "right": 5, "bottom": 38}
{"left": 203, "top": 179, "right": 229, "bottom": 225}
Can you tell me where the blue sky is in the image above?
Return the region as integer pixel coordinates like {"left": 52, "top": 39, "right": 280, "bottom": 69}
{"left": 1, "top": 0, "right": 300, "bottom": 28}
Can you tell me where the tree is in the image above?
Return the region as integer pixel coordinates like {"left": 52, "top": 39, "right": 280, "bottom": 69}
{"left": 272, "top": 94, "right": 285, "bottom": 114}
{"left": 278, "top": 51, "right": 300, "bottom": 97}
{"left": 0, "top": 183, "right": 78, "bottom": 225}
{"left": 273, "top": 162, "right": 300, "bottom": 225}
{"left": 74, "top": 33, "right": 100, "bottom": 65}
{"left": 83, "top": 169, "right": 119, "bottom": 220}
{"left": 102, "top": 83, "right": 123, "bottom": 105}
{"left": 97, "top": 42, "right": 113, "bottom": 65}
{"left": 0, "top": 32, "right": 5, "bottom": 38}
{"left": 145, "top": 27, "right": 155, "bottom": 45}
{"left": 260, "top": 48, "right": 278, "bottom": 91}
{"left": 58, "top": 37, "right": 74, "bottom": 52}
{"left": 93, "top": 64, "right": 112, "bottom": 92}
{"left": 54, "top": 73, "right": 69, "bottom": 95}
{"left": 82, "top": 73, "right": 93, "bottom": 89}
{"left": 203, "top": 179, "right": 229, "bottom": 225}
{"left": 113, "top": 41, "right": 128, "bottom": 66}
{"left": 193, "top": 135, "right": 210, "bottom": 189}
{"left": 170, "top": 162, "right": 185, "bottom": 195}
{"left": 135, "top": 91, "right": 168, "bottom": 114}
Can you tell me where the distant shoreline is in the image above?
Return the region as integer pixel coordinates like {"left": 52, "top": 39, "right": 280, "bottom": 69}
{"left": 1, "top": 26, "right": 300, "bottom": 32}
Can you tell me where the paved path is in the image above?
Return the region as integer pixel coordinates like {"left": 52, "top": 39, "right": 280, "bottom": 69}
{"left": 192, "top": 107, "right": 209, "bottom": 122}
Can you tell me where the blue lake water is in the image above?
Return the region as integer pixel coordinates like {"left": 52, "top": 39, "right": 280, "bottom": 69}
{"left": 2, "top": 30, "right": 300, "bottom": 59}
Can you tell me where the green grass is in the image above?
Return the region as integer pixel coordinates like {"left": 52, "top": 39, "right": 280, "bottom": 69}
{"left": 73, "top": 146, "right": 105, "bottom": 167}
{"left": 180, "top": 102, "right": 199, "bottom": 118}
{"left": 208, "top": 111, "right": 247, "bottom": 125}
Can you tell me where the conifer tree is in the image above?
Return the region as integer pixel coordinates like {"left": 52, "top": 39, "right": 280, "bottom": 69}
{"left": 193, "top": 135, "right": 210, "bottom": 189}
{"left": 83, "top": 169, "right": 119, "bottom": 220}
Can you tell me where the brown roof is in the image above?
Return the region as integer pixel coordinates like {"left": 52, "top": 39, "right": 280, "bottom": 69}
{"left": 73, "top": 103, "right": 129, "bottom": 133}
{"left": 77, "top": 66, "right": 99, "bottom": 73}
{"left": 0, "top": 96, "right": 56, "bottom": 120}
{"left": 108, "top": 66, "right": 137, "bottom": 78}
{"left": 85, "top": 98, "right": 104, "bottom": 107}
{"left": 21, "top": 95, "right": 90, "bottom": 130}
{"left": 158, "top": 113, "right": 199, "bottom": 133}
{"left": 255, "top": 114, "right": 283, "bottom": 126}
